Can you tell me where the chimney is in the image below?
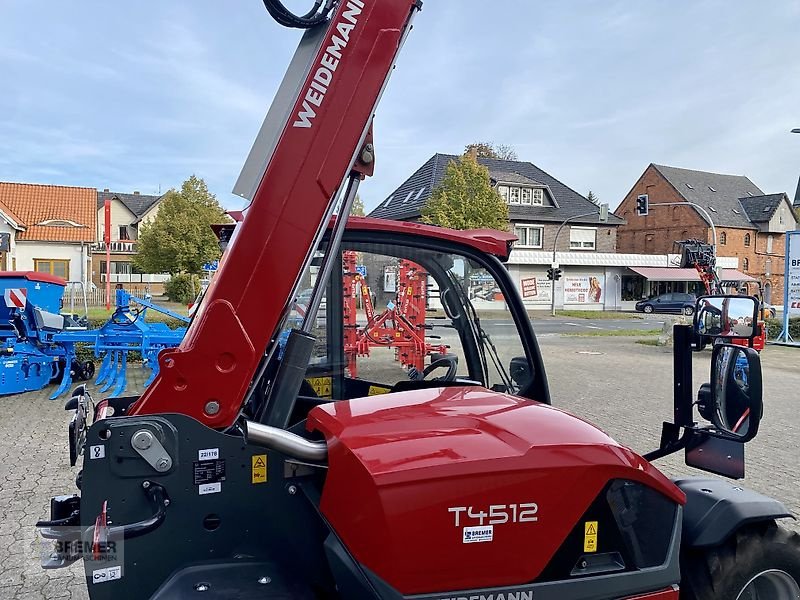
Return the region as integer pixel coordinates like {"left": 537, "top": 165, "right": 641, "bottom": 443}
{"left": 133, "top": 191, "right": 140, "bottom": 195}
{"left": 103, "top": 188, "right": 109, "bottom": 192}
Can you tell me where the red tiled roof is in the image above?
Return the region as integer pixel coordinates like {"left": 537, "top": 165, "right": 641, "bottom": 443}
{"left": 0, "top": 182, "right": 97, "bottom": 242}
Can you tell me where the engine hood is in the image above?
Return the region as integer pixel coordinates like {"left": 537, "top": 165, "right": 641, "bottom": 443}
{"left": 308, "top": 385, "right": 681, "bottom": 497}
{"left": 307, "top": 386, "right": 684, "bottom": 594}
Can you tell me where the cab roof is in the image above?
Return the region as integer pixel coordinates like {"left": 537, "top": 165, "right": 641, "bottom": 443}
{"left": 344, "top": 217, "right": 517, "bottom": 261}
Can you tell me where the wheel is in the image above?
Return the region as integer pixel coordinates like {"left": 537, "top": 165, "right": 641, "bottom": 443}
{"left": 684, "top": 306, "right": 695, "bottom": 316}
{"left": 643, "top": 305, "right": 654, "bottom": 314}
{"left": 83, "top": 361, "right": 95, "bottom": 380}
{"left": 681, "top": 522, "right": 800, "bottom": 600}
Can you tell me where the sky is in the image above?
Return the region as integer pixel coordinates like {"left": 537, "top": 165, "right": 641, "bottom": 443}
{"left": 1, "top": 1, "right": 799, "bottom": 214}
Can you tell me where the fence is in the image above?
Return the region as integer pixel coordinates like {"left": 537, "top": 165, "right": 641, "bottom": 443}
{"left": 65, "top": 285, "right": 157, "bottom": 308}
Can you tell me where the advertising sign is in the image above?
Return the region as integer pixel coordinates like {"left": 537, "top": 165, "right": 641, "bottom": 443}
{"left": 787, "top": 231, "right": 800, "bottom": 315}
{"left": 521, "top": 277, "right": 552, "bottom": 302}
{"left": 563, "top": 275, "right": 604, "bottom": 304}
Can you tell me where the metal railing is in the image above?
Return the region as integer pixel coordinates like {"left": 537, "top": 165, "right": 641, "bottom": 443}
{"left": 92, "top": 241, "right": 138, "bottom": 253}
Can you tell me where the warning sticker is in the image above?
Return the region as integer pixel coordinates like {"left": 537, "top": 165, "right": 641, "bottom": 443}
{"left": 584, "top": 521, "right": 598, "bottom": 553}
{"left": 307, "top": 377, "right": 332, "bottom": 398}
{"left": 367, "top": 385, "right": 390, "bottom": 396}
{"left": 193, "top": 459, "right": 226, "bottom": 486}
{"left": 252, "top": 454, "right": 267, "bottom": 484}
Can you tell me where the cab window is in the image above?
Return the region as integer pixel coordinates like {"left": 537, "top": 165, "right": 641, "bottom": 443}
{"left": 300, "top": 241, "right": 534, "bottom": 401}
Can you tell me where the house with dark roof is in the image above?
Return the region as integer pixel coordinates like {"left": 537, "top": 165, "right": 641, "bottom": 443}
{"left": 617, "top": 164, "right": 798, "bottom": 304}
{"left": 0, "top": 182, "right": 97, "bottom": 281}
{"left": 370, "top": 153, "right": 625, "bottom": 253}
{"left": 367, "top": 154, "right": 643, "bottom": 310}
{"left": 93, "top": 189, "right": 166, "bottom": 290}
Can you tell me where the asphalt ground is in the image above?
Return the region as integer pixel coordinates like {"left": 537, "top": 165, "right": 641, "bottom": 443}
{"left": 0, "top": 335, "right": 798, "bottom": 599}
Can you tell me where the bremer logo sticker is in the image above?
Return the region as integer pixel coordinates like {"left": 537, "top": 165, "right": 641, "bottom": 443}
{"left": 293, "top": 0, "right": 365, "bottom": 128}
{"left": 463, "top": 525, "right": 493, "bottom": 544}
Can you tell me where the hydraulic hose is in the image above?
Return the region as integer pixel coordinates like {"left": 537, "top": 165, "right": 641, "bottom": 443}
{"left": 262, "top": 0, "right": 335, "bottom": 29}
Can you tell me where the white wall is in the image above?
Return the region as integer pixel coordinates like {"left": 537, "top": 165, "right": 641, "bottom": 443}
{"left": 15, "top": 241, "right": 90, "bottom": 283}
{"left": 138, "top": 202, "right": 161, "bottom": 227}
{"left": 767, "top": 199, "right": 798, "bottom": 234}
{"left": 96, "top": 198, "right": 137, "bottom": 242}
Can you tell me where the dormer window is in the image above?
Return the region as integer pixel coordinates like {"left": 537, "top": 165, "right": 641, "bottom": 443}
{"left": 38, "top": 219, "right": 84, "bottom": 227}
{"left": 498, "top": 185, "right": 544, "bottom": 206}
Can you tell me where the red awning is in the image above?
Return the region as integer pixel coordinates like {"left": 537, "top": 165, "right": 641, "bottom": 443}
{"left": 629, "top": 267, "right": 756, "bottom": 282}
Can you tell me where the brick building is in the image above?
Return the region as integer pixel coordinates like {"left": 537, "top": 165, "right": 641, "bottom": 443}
{"left": 617, "top": 164, "right": 798, "bottom": 304}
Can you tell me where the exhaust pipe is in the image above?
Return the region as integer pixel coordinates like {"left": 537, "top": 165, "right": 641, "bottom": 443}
{"left": 245, "top": 420, "right": 328, "bottom": 461}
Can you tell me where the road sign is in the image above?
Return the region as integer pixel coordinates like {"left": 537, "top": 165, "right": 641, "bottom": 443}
{"left": 356, "top": 265, "right": 367, "bottom": 277}
{"left": 203, "top": 261, "right": 219, "bottom": 272}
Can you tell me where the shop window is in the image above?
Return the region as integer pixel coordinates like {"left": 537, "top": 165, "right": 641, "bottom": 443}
{"left": 621, "top": 275, "right": 644, "bottom": 301}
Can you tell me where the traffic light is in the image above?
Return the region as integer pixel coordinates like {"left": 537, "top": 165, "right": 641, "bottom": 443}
{"left": 636, "top": 194, "right": 649, "bottom": 216}
{"left": 546, "top": 267, "right": 555, "bottom": 281}
{"left": 553, "top": 268, "right": 563, "bottom": 281}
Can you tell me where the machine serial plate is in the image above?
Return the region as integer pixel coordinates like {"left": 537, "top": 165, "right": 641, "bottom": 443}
{"left": 193, "top": 459, "right": 226, "bottom": 486}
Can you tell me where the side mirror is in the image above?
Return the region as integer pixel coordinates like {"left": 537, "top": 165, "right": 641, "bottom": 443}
{"left": 708, "top": 344, "right": 762, "bottom": 442}
{"left": 694, "top": 295, "right": 758, "bottom": 339}
{"left": 509, "top": 356, "right": 533, "bottom": 388}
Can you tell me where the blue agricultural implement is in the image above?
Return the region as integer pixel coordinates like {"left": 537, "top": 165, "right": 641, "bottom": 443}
{"left": 0, "top": 272, "right": 84, "bottom": 395}
{"left": 0, "top": 272, "right": 187, "bottom": 399}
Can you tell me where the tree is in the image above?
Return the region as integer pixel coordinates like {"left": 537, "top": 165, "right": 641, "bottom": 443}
{"left": 350, "top": 193, "right": 365, "bottom": 217}
{"left": 421, "top": 155, "right": 510, "bottom": 231}
{"left": 587, "top": 190, "right": 600, "bottom": 205}
{"left": 134, "top": 175, "right": 228, "bottom": 275}
{"left": 464, "top": 141, "right": 518, "bottom": 161}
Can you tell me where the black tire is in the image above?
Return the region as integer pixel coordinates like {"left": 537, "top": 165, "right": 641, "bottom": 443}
{"left": 82, "top": 361, "right": 95, "bottom": 381}
{"left": 681, "top": 522, "right": 800, "bottom": 600}
{"left": 684, "top": 306, "right": 695, "bottom": 316}
{"left": 643, "top": 305, "right": 654, "bottom": 314}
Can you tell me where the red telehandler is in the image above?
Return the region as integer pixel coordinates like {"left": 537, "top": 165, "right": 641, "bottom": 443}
{"left": 37, "top": 2, "right": 799, "bottom": 599}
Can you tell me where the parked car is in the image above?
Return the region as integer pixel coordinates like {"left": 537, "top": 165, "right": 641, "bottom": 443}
{"left": 635, "top": 292, "right": 696, "bottom": 315}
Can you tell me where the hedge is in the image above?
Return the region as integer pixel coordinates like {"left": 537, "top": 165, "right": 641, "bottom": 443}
{"left": 765, "top": 317, "right": 800, "bottom": 340}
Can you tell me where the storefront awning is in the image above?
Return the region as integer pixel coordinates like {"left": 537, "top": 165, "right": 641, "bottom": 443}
{"left": 629, "top": 267, "right": 757, "bottom": 283}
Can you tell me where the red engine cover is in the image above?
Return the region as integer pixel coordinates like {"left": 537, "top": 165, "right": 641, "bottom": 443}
{"left": 308, "top": 387, "right": 685, "bottom": 595}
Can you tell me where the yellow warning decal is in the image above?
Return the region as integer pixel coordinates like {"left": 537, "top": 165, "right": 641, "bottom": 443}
{"left": 584, "top": 521, "right": 598, "bottom": 553}
{"left": 252, "top": 455, "right": 267, "bottom": 484}
{"left": 307, "top": 377, "right": 332, "bottom": 398}
{"left": 368, "top": 385, "right": 391, "bottom": 396}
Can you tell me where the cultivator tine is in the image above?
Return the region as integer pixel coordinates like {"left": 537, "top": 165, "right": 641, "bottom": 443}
{"left": 99, "top": 352, "right": 119, "bottom": 393}
{"left": 49, "top": 362, "right": 73, "bottom": 401}
{"left": 95, "top": 352, "right": 113, "bottom": 386}
{"left": 109, "top": 352, "right": 128, "bottom": 398}
{"left": 143, "top": 352, "right": 160, "bottom": 387}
